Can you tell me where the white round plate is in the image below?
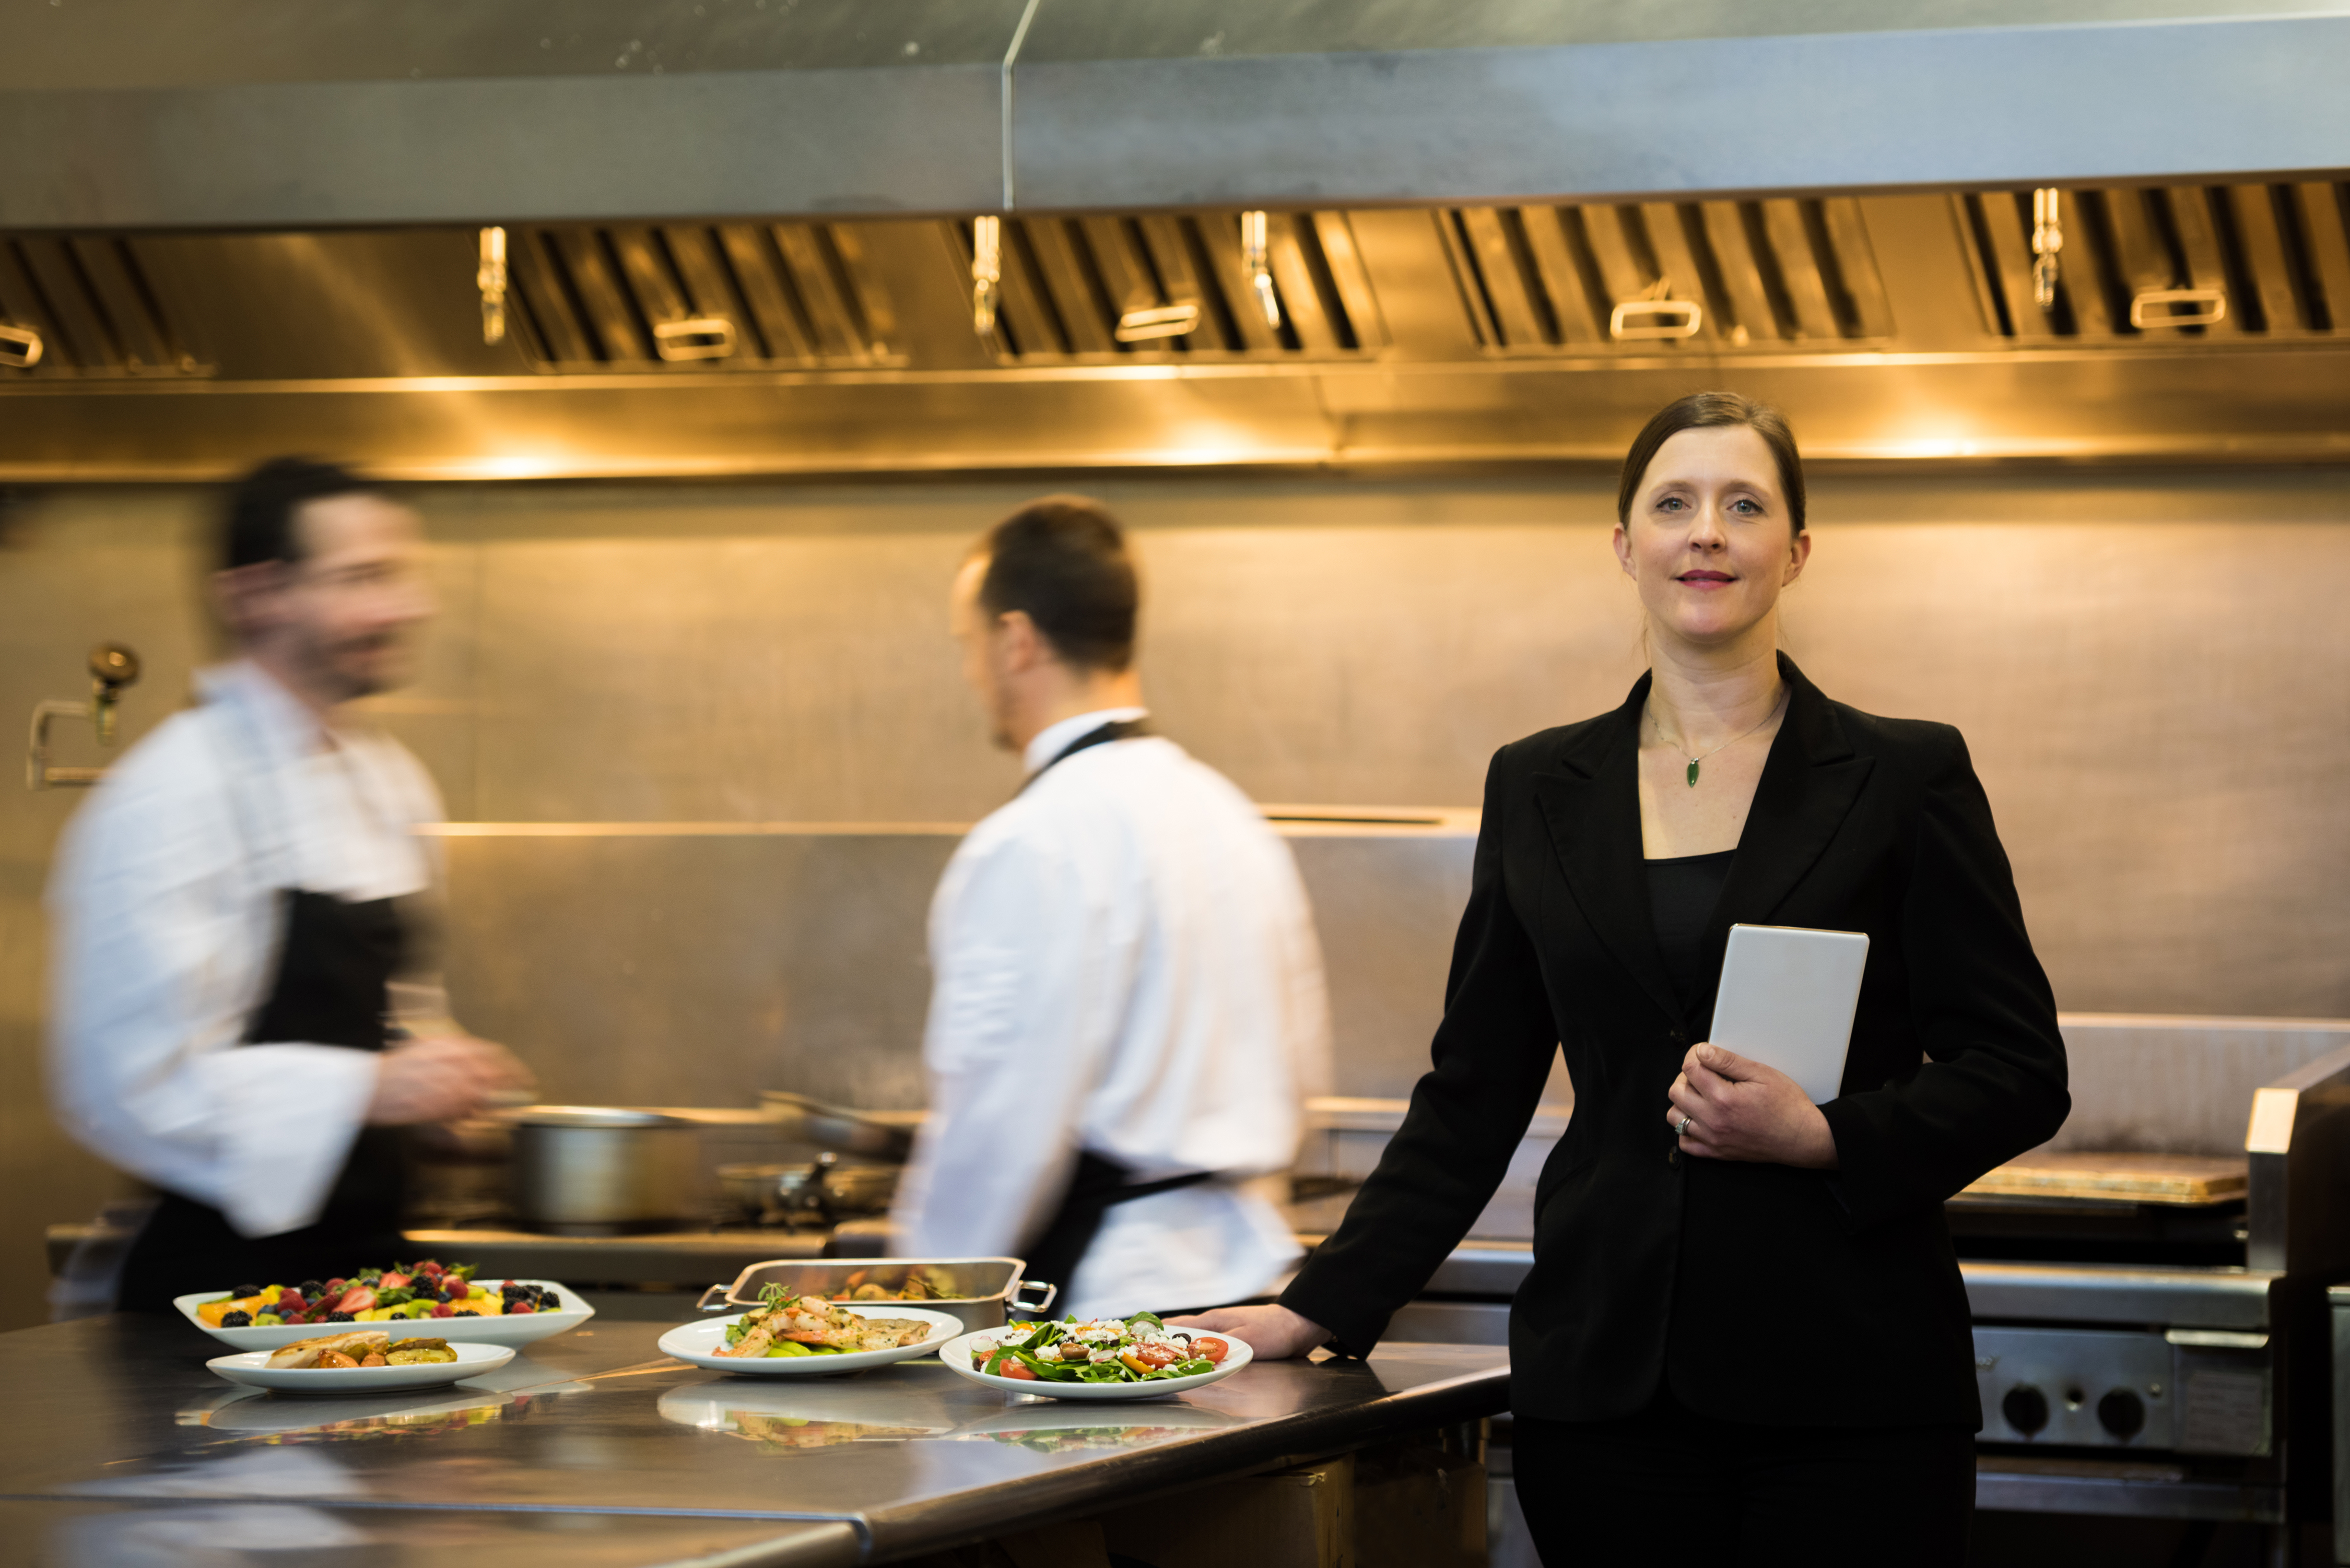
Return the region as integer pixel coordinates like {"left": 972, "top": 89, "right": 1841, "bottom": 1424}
{"left": 936, "top": 1327, "right": 1252, "bottom": 1401}
{"left": 205, "top": 1341, "right": 515, "bottom": 1394}
{"left": 657, "top": 1305, "right": 964, "bottom": 1375}
{"left": 173, "top": 1281, "right": 594, "bottom": 1352}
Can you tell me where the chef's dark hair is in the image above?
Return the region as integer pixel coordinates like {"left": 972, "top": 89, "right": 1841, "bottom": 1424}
{"left": 221, "top": 457, "right": 384, "bottom": 572}
{"left": 1617, "top": 392, "right": 1806, "bottom": 536}
{"left": 975, "top": 495, "right": 1138, "bottom": 673}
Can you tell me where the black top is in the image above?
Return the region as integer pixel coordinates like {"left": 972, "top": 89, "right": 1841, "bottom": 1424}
{"left": 1279, "top": 655, "right": 2069, "bottom": 1430}
{"left": 1646, "top": 849, "right": 1736, "bottom": 1005}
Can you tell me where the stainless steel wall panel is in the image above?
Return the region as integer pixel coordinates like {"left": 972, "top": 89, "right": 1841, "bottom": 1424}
{"left": 1010, "top": 17, "right": 2350, "bottom": 214}
{"left": 0, "top": 69, "right": 1006, "bottom": 230}
{"left": 2043, "top": 1018, "right": 2350, "bottom": 1158}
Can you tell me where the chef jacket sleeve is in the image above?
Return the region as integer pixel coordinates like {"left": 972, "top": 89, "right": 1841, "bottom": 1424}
{"left": 1817, "top": 728, "right": 2071, "bottom": 1231}
{"left": 45, "top": 754, "right": 380, "bottom": 1239}
{"left": 892, "top": 823, "right": 1131, "bottom": 1263}
{"left": 1278, "top": 746, "right": 1559, "bottom": 1354}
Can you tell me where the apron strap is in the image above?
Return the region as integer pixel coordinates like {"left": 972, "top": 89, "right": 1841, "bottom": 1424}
{"left": 1022, "top": 1151, "right": 1216, "bottom": 1303}
{"left": 1015, "top": 717, "right": 1152, "bottom": 796}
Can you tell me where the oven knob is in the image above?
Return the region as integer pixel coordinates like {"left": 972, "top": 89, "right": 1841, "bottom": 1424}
{"left": 2001, "top": 1385, "right": 2049, "bottom": 1436}
{"left": 2097, "top": 1389, "right": 2146, "bottom": 1440}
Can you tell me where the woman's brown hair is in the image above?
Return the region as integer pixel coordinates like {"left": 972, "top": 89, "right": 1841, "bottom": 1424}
{"left": 1616, "top": 392, "right": 1806, "bottom": 536}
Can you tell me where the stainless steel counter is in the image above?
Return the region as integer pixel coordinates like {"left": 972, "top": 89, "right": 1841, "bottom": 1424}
{"left": 0, "top": 1314, "right": 1507, "bottom": 1566}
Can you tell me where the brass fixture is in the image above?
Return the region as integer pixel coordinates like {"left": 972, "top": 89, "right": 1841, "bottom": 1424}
{"left": 650, "top": 317, "right": 736, "bottom": 361}
{"left": 0, "top": 321, "right": 41, "bottom": 369}
{"left": 1113, "top": 303, "right": 1202, "bottom": 342}
{"left": 1241, "top": 210, "right": 1280, "bottom": 331}
{"left": 28, "top": 642, "right": 140, "bottom": 789}
{"left": 2131, "top": 288, "right": 2228, "bottom": 328}
{"left": 477, "top": 226, "right": 508, "bottom": 346}
{"left": 1611, "top": 277, "right": 1703, "bottom": 340}
{"left": 2032, "top": 187, "right": 2063, "bottom": 311}
{"left": 971, "top": 214, "right": 1002, "bottom": 337}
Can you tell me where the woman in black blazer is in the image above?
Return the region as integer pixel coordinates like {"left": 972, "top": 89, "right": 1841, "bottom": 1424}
{"left": 1179, "top": 392, "right": 2069, "bottom": 1564}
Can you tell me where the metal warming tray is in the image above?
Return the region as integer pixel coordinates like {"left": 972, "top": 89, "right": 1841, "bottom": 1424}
{"left": 1959, "top": 1151, "right": 2251, "bottom": 1206}
{"left": 696, "top": 1257, "right": 1056, "bottom": 1333}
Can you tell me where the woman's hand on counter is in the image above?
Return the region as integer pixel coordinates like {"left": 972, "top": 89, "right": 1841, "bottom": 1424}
{"left": 1665, "top": 1042, "right": 1839, "bottom": 1169}
{"left": 368, "top": 1035, "right": 534, "bottom": 1126}
{"left": 1167, "top": 1303, "right": 1331, "bottom": 1360}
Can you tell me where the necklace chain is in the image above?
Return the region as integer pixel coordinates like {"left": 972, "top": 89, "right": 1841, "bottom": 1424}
{"left": 1651, "top": 685, "right": 1789, "bottom": 787}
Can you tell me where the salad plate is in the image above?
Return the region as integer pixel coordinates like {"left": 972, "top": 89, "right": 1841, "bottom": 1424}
{"left": 937, "top": 1321, "right": 1252, "bottom": 1401}
{"left": 659, "top": 1303, "right": 964, "bottom": 1375}
{"left": 206, "top": 1341, "right": 514, "bottom": 1394}
{"left": 175, "top": 1280, "right": 593, "bottom": 1353}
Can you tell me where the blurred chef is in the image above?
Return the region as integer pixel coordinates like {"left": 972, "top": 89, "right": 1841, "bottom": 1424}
{"left": 891, "top": 496, "right": 1331, "bottom": 1319}
{"left": 46, "top": 458, "right": 526, "bottom": 1311}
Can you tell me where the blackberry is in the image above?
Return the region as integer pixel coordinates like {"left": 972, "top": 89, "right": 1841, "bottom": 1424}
{"left": 230, "top": 1284, "right": 259, "bottom": 1299}
{"left": 327, "top": 1310, "right": 355, "bottom": 1323}
{"left": 220, "top": 1311, "right": 253, "bottom": 1328}
{"left": 297, "top": 1280, "right": 322, "bottom": 1295}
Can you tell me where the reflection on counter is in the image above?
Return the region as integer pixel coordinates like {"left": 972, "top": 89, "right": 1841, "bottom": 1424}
{"left": 174, "top": 1388, "right": 512, "bottom": 1446}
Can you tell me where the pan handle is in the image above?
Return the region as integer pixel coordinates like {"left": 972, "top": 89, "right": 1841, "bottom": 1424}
{"left": 696, "top": 1283, "right": 736, "bottom": 1313}
{"left": 1012, "top": 1280, "right": 1059, "bottom": 1315}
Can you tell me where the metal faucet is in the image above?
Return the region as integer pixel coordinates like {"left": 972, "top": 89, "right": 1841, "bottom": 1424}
{"left": 27, "top": 643, "right": 141, "bottom": 789}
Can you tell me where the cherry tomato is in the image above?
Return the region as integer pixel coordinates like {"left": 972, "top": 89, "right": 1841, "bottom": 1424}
{"left": 1000, "top": 1360, "right": 1039, "bottom": 1381}
{"left": 1191, "top": 1337, "right": 1229, "bottom": 1365}
{"left": 1131, "top": 1343, "right": 1181, "bottom": 1369}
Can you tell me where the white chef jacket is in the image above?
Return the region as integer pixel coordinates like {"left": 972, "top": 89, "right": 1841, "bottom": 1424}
{"left": 45, "top": 661, "right": 449, "bottom": 1239}
{"left": 891, "top": 709, "right": 1332, "bottom": 1320}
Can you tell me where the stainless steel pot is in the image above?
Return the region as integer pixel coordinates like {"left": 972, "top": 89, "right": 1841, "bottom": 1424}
{"left": 695, "top": 1257, "right": 1056, "bottom": 1333}
{"left": 507, "top": 1105, "right": 703, "bottom": 1234}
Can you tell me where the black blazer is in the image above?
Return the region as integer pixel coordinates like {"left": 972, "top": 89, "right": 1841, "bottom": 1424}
{"left": 1282, "top": 656, "right": 2069, "bottom": 1429}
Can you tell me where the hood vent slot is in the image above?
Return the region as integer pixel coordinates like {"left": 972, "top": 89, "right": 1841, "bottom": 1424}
{"left": 508, "top": 223, "right": 899, "bottom": 370}
{"left": 0, "top": 237, "right": 207, "bottom": 378}
{"left": 1438, "top": 198, "right": 1894, "bottom": 353}
{"left": 1956, "top": 182, "right": 2350, "bottom": 340}
{"left": 947, "top": 213, "right": 1387, "bottom": 362}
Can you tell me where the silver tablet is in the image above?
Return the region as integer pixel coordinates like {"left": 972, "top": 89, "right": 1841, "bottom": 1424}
{"left": 1707, "top": 923, "right": 1871, "bottom": 1104}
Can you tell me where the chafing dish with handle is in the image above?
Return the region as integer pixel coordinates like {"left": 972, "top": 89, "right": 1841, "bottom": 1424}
{"left": 695, "top": 1257, "right": 1056, "bottom": 1334}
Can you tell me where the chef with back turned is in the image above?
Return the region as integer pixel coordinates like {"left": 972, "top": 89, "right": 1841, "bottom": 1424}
{"left": 46, "top": 457, "right": 528, "bottom": 1311}
{"left": 890, "top": 495, "right": 1331, "bottom": 1319}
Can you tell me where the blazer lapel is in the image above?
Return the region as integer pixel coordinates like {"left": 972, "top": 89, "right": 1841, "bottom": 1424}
{"left": 1532, "top": 674, "right": 1685, "bottom": 1025}
{"left": 1703, "top": 656, "right": 1875, "bottom": 978}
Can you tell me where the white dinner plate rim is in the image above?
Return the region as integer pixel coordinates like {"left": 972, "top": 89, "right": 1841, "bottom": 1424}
{"left": 204, "top": 1340, "right": 515, "bottom": 1392}
{"left": 935, "top": 1326, "right": 1252, "bottom": 1401}
{"left": 657, "top": 1304, "right": 965, "bottom": 1375}
{"left": 173, "top": 1280, "right": 593, "bottom": 1351}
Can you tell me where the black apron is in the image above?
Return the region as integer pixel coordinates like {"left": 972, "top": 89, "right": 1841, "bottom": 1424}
{"left": 114, "top": 888, "right": 410, "bottom": 1312}
{"left": 1012, "top": 717, "right": 1218, "bottom": 1297}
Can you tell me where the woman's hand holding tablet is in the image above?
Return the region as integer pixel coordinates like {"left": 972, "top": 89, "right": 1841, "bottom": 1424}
{"left": 1664, "top": 1043, "right": 1840, "bottom": 1168}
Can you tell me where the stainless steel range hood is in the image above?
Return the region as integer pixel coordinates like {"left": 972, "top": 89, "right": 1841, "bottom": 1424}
{"left": 4, "top": 1, "right": 2349, "bottom": 479}
{"left": 5, "top": 1, "right": 2349, "bottom": 228}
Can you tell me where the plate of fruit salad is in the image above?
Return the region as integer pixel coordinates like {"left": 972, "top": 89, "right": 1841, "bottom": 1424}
{"left": 174, "top": 1259, "right": 593, "bottom": 1351}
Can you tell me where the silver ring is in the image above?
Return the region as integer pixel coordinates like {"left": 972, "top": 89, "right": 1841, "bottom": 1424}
{"left": 1674, "top": 1115, "right": 1694, "bottom": 1136}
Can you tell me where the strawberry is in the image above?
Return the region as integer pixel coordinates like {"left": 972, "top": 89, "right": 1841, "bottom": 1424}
{"left": 432, "top": 1302, "right": 455, "bottom": 1318}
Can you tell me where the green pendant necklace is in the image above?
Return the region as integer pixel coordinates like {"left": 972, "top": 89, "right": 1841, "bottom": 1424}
{"left": 1659, "top": 686, "right": 1789, "bottom": 787}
